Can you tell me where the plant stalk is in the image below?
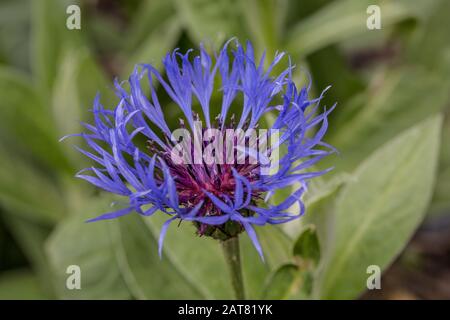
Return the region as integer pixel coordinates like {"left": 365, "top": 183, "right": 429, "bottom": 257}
{"left": 221, "top": 236, "right": 246, "bottom": 300}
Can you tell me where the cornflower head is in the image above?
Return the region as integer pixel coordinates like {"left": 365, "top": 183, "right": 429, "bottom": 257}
{"left": 63, "top": 39, "right": 335, "bottom": 260}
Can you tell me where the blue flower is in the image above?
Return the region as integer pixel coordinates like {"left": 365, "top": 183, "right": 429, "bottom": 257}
{"left": 62, "top": 39, "right": 335, "bottom": 260}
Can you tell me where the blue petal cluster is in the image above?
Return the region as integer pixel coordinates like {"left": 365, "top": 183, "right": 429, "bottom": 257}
{"left": 64, "top": 40, "right": 335, "bottom": 259}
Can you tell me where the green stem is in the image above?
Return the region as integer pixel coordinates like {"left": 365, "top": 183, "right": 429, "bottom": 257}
{"left": 221, "top": 236, "right": 246, "bottom": 300}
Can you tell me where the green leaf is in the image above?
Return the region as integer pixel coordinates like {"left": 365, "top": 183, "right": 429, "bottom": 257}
{"left": 306, "top": 45, "right": 365, "bottom": 108}
{"left": 0, "top": 0, "right": 30, "bottom": 69}
{"left": 52, "top": 47, "right": 113, "bottom": 134}
{"left": 31, "top": 0, "right": 83, "bottom": 98}
{"left": 239, "top": 231, "right": 274, "bottom": 299}
{"left": 0, "top": 269, "right": 50, "bottom": 299}
{"left": 286, "top": 0, "right": 426, "bottom": 57}
{"left": 240, "top": 0, "right": 287, "bottom": 55}
{"left": 0, "top": 147, "right": 65, "bottom": 224}
{"left": 110, "top": 214, "right": 204, "bottom": 299}
{"left": 123, "top": 17, "right": 182, "bottom": 75}
{"left": 324, "top": 0, "right": 450, "bottom": 175}
{"left": 51, "top": 45, "right": 115, "bottom": 169}
{"left": 0, "top": 67, "right": 71, "bottom": 172}
{"left": 260, "top": 225, "right": 320, "bottom": 300}
{"left": 115, "top": 212, "right": 287, "bottom": 299}
{"left": 293, "top": 225, "right": 320, "bottom": 266}
{"left": 300, "top": 178, "right": 345, "bottom": 278}
{"left": 407, "top": 0, "right": 450, "bottom": 72}
{"left": 430, "top": 112, "right": 450, "bottom": 215}
{"left": 261, "top": 264, "right": 298, "bottom": 299}
{"left": 124, "top": 0, "right": 176, "bottom": 54}
{"left": 261, "top": 263, "right": 313, "bottom": 300}
{"left": 282, "top": 173, "right": 349, "bottom": 238}
{"left": 318, "top": 115, "right": 443, "bottom": 299}
{"left": 32, "top": 0, "right": 109, "bottom": 118}
{"left": 51, "top": 49, "right": 82, "bottom": 136}
{"left": 327, "top": 66, "right": 450, "bottom": 172}
{"left": 156, "top": 217, "right": 288, "bottom": 298}
{"left": 1, "top": 214, "right": 55, "bottom": 296}
{"left": 409, "top": 0, "right": 450, "bottom": 216}
{"left": 142, "top": 213, "right": 233, "bottom": 299}
{"left": 304, "top": 173, "right": 352, "bottom": 208}
{"left": 174, "top": 0, "right": 244, "bottom": 45}
{"left": 257, "top": 225, "right": 292, "bottom": 269}
{"left": 46, "top": 196, "right": 131, "bottom": 299}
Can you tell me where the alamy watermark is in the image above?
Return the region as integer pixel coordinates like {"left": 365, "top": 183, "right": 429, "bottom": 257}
{"left": 366, "top": 265, "right": 381, "bottom": 290}
{"left": 66, "top": 5, "right": 81, "bottom": 30}
{"left": 66, "top": 265, "right": 81, "bottom": 290}
{"left": 367, "top": 5, "right": 381, "bottom": 30}
{"left": 170, "top": 122, "right": 280, "bottom": 175}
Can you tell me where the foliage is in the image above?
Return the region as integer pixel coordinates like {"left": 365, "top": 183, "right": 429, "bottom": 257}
{"left": 0, "top": 0, "right": 449, "bottom": 299}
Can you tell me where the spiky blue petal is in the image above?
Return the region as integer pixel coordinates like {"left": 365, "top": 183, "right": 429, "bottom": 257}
{"left": 63, "top": 39, "right": 335, "bottom": 259}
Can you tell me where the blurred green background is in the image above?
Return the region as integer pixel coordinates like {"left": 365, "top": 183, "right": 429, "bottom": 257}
{"left": 0, "top": 0, "right": 449, "bottom": 299}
